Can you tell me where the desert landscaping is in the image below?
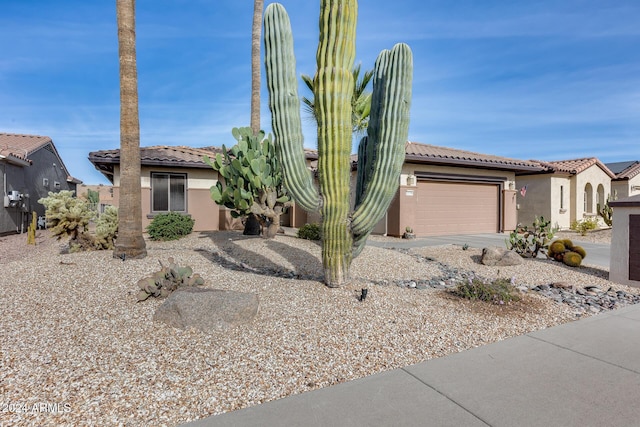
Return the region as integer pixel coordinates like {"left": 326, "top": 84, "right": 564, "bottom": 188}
{"left": 1, "top": 227, "right": 638, "bottom": 426}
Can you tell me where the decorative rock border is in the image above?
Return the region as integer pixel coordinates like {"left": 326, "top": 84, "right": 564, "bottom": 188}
{"left": 371, "top": 249, "right": 640, "bottom": 317}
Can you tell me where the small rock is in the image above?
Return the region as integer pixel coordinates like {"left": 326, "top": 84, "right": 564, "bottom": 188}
{"left": 480, "top": 247, "right": 523, "bottom": 266}
{"left": 551, "top": 282, "right": 572, "bottom": 290}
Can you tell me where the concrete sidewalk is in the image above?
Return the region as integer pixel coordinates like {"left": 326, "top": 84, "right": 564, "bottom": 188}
{"left": 184, "top": 303, "right": 640, "bottom": 427}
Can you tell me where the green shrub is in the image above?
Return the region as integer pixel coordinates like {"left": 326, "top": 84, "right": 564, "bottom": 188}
{"left": 570, "top": 217, "right": 598, "bottom": 236}
{"left": 297, "top": 223, "right": 321, "bottom": 240}
{"left": 146, "top": 212, "right": 194, "bottom": 241}
{"left": 451, "top": 277, "right": 521, "bottom": 304}
{"left": 506, "top": 216, "right": 557, "bottom": 258}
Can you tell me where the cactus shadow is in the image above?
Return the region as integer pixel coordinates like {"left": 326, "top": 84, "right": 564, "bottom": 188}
{"left": 470, "top": 255, "right": 483, "bottom": 264}
{"left": 529, "top": 258, "right": 610, "bottom": 280}
{"left": 197, "top": 231, "right": 323, "bottom": 281}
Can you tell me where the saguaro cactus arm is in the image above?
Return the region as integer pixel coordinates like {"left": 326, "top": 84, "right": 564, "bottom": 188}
{"left": 351, "top": 43, "right": 413, "bottom": 236}
{"left": 264, "top": 3, "right": 320, "bottom": 213}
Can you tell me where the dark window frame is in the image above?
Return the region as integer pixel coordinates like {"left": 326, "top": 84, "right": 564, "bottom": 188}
{"left": 150, "top": 172, "right": 187, "bottom": 213}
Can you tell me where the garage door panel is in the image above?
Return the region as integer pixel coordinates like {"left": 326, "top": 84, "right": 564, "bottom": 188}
{"left": 415, "top": 181, "right": 499, "bottom": 236}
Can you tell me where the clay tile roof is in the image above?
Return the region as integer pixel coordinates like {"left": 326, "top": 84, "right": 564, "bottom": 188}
{"left": 532, "top": 157, "right": 616, "bottom": 178}
{"left": 0, "top": 132, "right": 53, "bottom": 162}
{"left": 605, "top": 160, "right": 640, "bottom": 180}
{"left": 0, "top": 133, "right": 81, "bottom": 182}
{"left": 89, "top": 145, "right": 223, "bottom": 167}
{"left": 404, "top": 141, "right": 544, "bottom": 172}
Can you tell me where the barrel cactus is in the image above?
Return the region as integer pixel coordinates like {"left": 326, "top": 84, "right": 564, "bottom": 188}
{"left": 572, "top": 245, "right": 587, "bottom": 259}
{"left": 562, "top": 251, "right": 583, "bottom": 267}
{"left": 264, "top": 1, "right": 413, "bottom": 287}
{"left": 548, "top": 239, "right": 586, "bottom": 268}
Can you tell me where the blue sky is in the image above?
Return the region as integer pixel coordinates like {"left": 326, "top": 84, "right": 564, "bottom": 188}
{"left": 2, "top": 0, "right": 639, "bottom": 184}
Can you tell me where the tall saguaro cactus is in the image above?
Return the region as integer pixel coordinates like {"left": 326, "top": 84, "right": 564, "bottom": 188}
{"left": 264, "top": 0, "right": 412, "bottom": 287}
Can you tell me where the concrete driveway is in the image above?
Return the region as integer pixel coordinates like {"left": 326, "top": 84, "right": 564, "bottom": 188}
{"left": 366, "top": 233, "right": 611, "bottom": 269}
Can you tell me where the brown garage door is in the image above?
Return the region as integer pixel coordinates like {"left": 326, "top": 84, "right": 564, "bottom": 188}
{"left": 415, "top": 181, "right": 499, "bottom": 236}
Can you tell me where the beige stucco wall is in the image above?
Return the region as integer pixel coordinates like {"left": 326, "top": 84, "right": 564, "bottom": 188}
{"left": 112, "top": 165, "right": 220, "bottom": 232}
{"left": 401, "top": 164, "right": 516, "bottom": 187}
{"left": 514, "top": 174, "right": 552, "bottom": 226}
{"left": 612, "top": 180, "right": 630, "bottom": 199}
{"left": 573, "top": 164, "right": 611, "bottom": 222}
{"left": 392, "top": 163, "right": 516, "bottom": 236}
{"left": 550, "top": 175, "right": 572, "bottom": 229}
{"left": 610, "top": 206, "right": 640, "bottom": 287}
{"left": 612, "top": 175, "right": 640, "bottom": 200}
{"left": 518, "top": 166, "right": 612, "bottom": 230}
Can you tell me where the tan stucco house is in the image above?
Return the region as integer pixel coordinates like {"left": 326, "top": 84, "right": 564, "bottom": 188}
{"left": 89, "top": 142, "right": 548, "bottom": 238}
{"left": 516, "top": 158, "right": 616, "bottom": 230}
{"left": 386, "top": 142, "right": 545, "bottom": 236}
{"left": 606, "top": 161, "right": 640, "bottom": 200}
{"left": 296, "top": 142, "right": 546, "bottom": 236}
{"left": 89, "top": 146, "right": 223, "bottom": 232}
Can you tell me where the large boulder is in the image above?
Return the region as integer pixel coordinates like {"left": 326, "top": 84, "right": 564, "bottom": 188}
{"left": 154, "top": 288, "right": 259, "bottom": 333}
{"left": 481, "top": 246, "right": 523, "bottom": 266}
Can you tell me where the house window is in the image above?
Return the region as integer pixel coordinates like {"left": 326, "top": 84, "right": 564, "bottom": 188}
{"left": 584, "top": 183, "right": 593, "bottom": 213}
{"left": 151, "top": 173, "right": 186, "bottom": 212}
{"left": 560, "top": 186, "right": 564, "bottom": 209}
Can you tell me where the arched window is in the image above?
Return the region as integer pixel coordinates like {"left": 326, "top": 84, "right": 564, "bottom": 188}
{"left": 597, "top": 184, "right": 605, "bottom": 210}
{"left": 584, "top": 183, "right": 593, "bottom": 213}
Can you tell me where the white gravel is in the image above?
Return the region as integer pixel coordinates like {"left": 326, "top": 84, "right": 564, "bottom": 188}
{"left": 0, "top": 229, "right": 636, "bottom": 426}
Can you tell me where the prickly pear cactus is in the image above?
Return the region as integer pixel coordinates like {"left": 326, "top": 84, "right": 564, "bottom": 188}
{"left": 264, "top": 0, "right": 413, "bottom": 287}
{"left": 204, "top": 127, "right": 292, "bottom": 238}
{"left": 137, "top": 257, "right": 205, "bottom": 301}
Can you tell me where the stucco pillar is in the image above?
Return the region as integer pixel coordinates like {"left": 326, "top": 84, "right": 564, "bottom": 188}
{"left": 502, "top": 189, "right": 517, "bottom": 232}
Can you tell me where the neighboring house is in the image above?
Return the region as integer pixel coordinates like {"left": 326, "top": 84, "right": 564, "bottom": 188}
{"left": 88, "top": 146, "right": 224, "bottom": 232}
{"left": 293, "top": 142, "right": 544, "bottom": 237}
{"left": 516, "top": 158, "right": 615, "bottom": 230}
{"left": 0, "top": 133, "right": 81, "bottom": 235}
{"left": 605, "top": 161, "right": 640, "bottom": 200}
{"left": 76, "top": 183, "right": 115, "bottom": 214}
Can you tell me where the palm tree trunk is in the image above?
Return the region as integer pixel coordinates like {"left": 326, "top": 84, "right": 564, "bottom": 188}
{"left": 115, "top": 0, "right": 147, "bottom": 259}
{"left": 250, "top": 0, "right": 264, "bottom": 135}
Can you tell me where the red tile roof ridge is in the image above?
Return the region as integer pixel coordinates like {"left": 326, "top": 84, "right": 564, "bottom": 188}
{"left": 616, "top": 162, "right": 640, "bottom": 180}
{"left": 531, "top": 157, "right": 615, "bottom": 178}
{"left": 405, "top": 141, "right": 539, "bottom": 167}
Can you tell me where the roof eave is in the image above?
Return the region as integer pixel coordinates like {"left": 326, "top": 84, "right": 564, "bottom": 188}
{"left": 404, "top": 155, "right": 545, "bottom": 173}
{"left": 88, "top": 156, "right": 213, "bottom": 169}
{"left": 0, "top": 154, "right": 32, "bottom": 167}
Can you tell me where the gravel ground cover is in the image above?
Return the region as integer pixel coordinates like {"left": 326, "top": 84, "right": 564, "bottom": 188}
{"left": 0, "top": 228, "right": 635, "bottom": 426}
